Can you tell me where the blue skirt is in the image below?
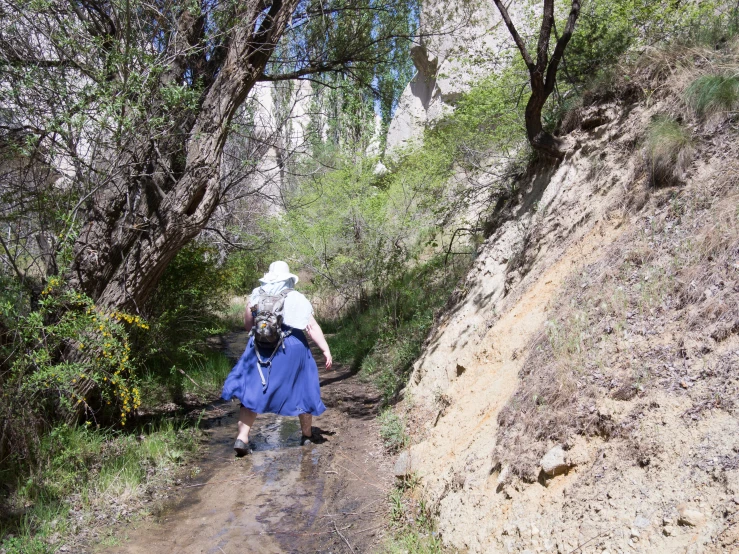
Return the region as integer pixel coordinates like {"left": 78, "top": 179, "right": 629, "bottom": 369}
{"left": 221, "top": 329, "right": 326, "bottom": 416}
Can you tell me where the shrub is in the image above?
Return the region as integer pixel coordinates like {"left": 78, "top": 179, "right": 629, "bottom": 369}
{"left": 0, "top": 276, "right": 142, "bottom": 463}
{"left": 138, "top": 242, "right": 230, "bottom": 372}
{"left": 685, "top": 73, "right": 739, "bottom": 119}
{"left": 643, "top": 117, "right": 694, "bottom": 187}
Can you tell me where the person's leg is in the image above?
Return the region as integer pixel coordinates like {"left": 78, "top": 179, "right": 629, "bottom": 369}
{"left": 237, "top": 406, "right": 257, "bottom": 443}
{"left": 299, "top": 413, "right": 312, "bottom": 438}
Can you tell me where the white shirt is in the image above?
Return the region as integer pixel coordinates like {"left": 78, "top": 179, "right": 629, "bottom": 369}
{"left": 249, "top": 286, "right": 314, "bottom": 330}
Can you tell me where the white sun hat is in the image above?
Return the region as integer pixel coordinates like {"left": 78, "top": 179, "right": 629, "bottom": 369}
{"left": 259, "top": 260, "right": 299, "bottom": 285}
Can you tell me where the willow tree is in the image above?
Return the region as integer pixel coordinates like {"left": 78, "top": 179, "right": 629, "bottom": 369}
{"left": 0, "top": 0, "right": 417, "bottom": 310}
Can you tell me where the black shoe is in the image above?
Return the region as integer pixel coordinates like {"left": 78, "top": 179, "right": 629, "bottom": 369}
{"left": 300, "top": 434, "right": 313, "bottom": 446}
{"left": 234, "top": 439, "right": 251, "bottom": 457}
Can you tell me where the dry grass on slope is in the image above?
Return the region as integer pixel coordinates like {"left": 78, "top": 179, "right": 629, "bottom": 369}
{"left": 495, "top": 142, "right": 739, "bottom": 483}
{"left": 493, "top": 37, "right": 739, "bottom": 483}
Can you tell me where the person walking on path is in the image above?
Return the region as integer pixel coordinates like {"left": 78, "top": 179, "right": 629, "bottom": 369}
{"left": 221, "top": 261, "right": 332, "bottom": 456}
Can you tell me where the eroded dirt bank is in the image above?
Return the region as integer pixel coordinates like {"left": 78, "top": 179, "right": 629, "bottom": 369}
{"left": 105, "top": 331, "right": 392, "bottom": 554}
{"left": 402, "top": 98, "right": 739, "bottom": 553}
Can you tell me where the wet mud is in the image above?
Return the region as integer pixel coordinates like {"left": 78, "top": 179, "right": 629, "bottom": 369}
{"left": 105, "top": 331, "right": 393, "bottom": 554}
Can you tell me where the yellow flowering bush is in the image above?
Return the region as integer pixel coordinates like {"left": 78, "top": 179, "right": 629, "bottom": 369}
{"left": 1, "top": 275, "right": 145, "bottom": 448}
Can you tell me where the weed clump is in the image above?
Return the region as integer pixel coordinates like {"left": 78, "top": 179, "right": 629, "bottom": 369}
{"left": 643, "top": 117, "right": 694, "bottom": 187}
{"left": 378, "top": 409, "right": 409, "bottom": 452}
{"left": 685, "top": 73, "right": 739, "bottom": 119}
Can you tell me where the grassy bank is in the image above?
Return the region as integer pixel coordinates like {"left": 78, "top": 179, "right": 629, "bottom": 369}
{"left": 0, "top": 416, "right": 203, "bottom": 553}
{"left": 321, "top": 255, "right": 470, "bottom": 405}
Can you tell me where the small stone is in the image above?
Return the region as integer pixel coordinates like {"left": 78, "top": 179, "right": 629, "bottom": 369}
{"left": 677, "top": 503, "right": 705, "bottom": 527}
{"left": 630, "top": 528, "right": 640, "bottom": 539}
{"left": 541, "top": 445, "right": 571, "bottom": 477}
{"left": 497, "top": 465, "right": 510, "bottom": 487}
{"left": 634, "top": 515, "right": 650, "bottom": 528}
{"left": 663, "top": 525, "right": 674, "bottom": 536}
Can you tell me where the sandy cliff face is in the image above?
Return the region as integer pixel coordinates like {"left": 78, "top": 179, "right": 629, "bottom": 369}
{"left": 402, "top": 98, "right": 739, "bottom": 553}
{"left": 386, "top": 1, "right": 532, "bottom": 151}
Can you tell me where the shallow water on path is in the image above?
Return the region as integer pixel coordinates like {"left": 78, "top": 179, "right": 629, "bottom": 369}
{"left": 105, "top": 331, "right": 392, "bottom": 554}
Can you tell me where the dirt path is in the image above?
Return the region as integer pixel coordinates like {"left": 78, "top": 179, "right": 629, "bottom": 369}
{"left": 105, "top": 331, "right": 393, "bottom": 554}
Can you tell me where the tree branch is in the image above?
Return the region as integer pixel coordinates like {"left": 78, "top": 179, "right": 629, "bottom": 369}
{"left": 545, "top": 0, "right": 581, "bottom": 93}
{"left": 492, "top": 0, "right": 534, "bottom": 68}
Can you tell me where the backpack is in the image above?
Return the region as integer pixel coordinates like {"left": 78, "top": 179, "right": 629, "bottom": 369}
{"left": 251, "top": 288, "right": 291, "bottom": 346}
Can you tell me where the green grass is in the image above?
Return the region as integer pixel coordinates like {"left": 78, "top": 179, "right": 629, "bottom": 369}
{"left": 223, "top": 298, "right": 247, "bottom": 330}
{"left": 644, "top": 116, "right": 694, "bottom": 187}
{"left": 321, "top": 255, "right": 470, "bottom": 404}
{"left": 0, "top": 418, "right": 201, "bottom": 552}
{"left": 139, "top": 349, "right": 232, "bottom": 406}
{"left": 685, "top": 73, "right": 739, "bottom": 119}
{"left": 383, "top": 483, "right": 443, "bottom": 553}
{"left": 378, "top": 409, "right": 409, "bottom": 453}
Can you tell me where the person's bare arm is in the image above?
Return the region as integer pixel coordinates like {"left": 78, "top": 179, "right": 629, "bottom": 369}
{"left": 244, "top": 302, "right": 254, "bottom": 333}
{"left": 305, "top": 315, "right": 332, "bottom": 369}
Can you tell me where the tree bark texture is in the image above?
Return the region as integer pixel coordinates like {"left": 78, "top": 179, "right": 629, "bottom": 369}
{"left": 492, "top": 0, "right": 581, "bottom": 159}
{"left": 69, "top": 0, "right": 298, "bottom": 311}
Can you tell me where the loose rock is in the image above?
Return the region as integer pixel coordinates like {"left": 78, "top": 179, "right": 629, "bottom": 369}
{"left": 677, "top": 503, "right": 705, "bottom": 527}
{"left": 541, "top": 445, "right": 571, "bottom": 477}
{"left": 394, "top": 450, "right": 417, "bottom": 478}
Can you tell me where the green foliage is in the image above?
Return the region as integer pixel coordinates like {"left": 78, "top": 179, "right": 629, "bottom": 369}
{"left": 141, "top": 243, "right": 229, "bottom": 362}
{"left": 323, "top": 255, "right": 468, "bottom": 404}
{"left": 428, "top": 63, "right": 529, "bottom": 171}
{"left": 564, "top": 0, "right": 736, "bottom": 87}
{"left": 224, "top": 250, "right": 266, "bottom": 296}
{"left": 685, "top": 74, "right": 739, "bottom": 119}
{"left": 0, "top": 275, "right": 142, "bottom": 462}
{"left": 378, "top": 409, "right": 410, "bottom": 452}
{"left": 132, "top": 243, "right": 234, "bottom": 402}
{"left": 643, "top": 116, "right": 694, "bottom": 187}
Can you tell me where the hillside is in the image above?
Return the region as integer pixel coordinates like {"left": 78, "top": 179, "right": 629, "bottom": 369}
{"left": 398, "top": 50, "right": 739, "bottom": 553}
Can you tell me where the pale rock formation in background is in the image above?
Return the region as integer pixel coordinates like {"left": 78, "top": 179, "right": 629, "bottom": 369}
{"left": 386, "top": 0, "right": 531, "bottom": 151}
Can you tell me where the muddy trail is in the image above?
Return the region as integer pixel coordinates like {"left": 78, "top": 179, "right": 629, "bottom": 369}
{"left": 106, "top": 331, "right": 394, "bottom": 554}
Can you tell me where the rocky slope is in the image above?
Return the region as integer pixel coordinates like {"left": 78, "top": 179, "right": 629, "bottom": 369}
{"left": 399, "top": 91, "right": 739, "bottom": 553}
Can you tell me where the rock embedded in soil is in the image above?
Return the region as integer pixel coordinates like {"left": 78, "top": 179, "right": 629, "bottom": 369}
{"left": 541, "top": 445, "right": 572, "bottom": 477}
{"left": 394, "top": 449, "right": 418, "bottom": 478}
{"left": 677, "top": 503, "right": 705, "bottom": 527}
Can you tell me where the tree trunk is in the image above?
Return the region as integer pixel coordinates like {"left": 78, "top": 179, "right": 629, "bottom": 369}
{"left": 69, "top": 0, "right": 299, "bottom": 311}
{"left": 525, "top": 86, "right": 567, "bottom": 159}
{"left": 492, "top": 0, "right": 581, "bottom": 160}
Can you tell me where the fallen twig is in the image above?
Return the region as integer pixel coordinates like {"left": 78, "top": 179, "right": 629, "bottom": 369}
{"left": 333, "top": 520, "right": 355, "bottom": 553}
{"left": 334, "top": 463, "right": 386, "bottom": 492}
{"left": 177, "top": 367, "right": 212, "bottom": 393}
{"left": 567, "top": 531, "right": 606, "bottom": 553}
